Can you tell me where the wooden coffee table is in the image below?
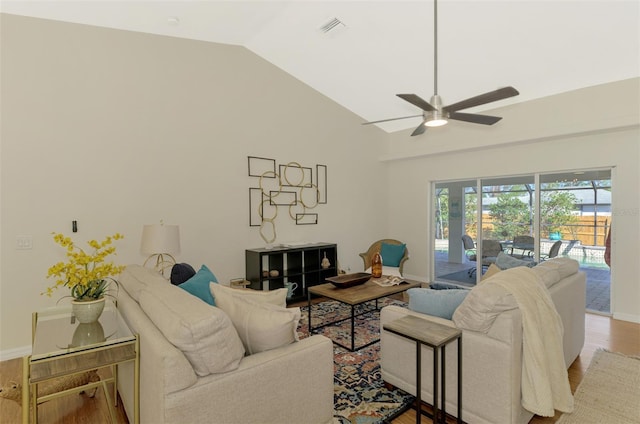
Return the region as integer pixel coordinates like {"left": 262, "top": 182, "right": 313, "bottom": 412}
{"left": 307, "top": 277, "right": 420, "bottom": 351}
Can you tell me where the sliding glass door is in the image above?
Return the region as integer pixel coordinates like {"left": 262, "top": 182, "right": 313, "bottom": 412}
{"left": 432, "top": 169, "right": 611, "bottom": 314}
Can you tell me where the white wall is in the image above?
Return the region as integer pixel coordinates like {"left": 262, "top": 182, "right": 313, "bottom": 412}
{"left": 0, "top": 14, "right": 390, "bottom": 356}
{"left": 384, "top": 79, "right": 640, "bottom": 323}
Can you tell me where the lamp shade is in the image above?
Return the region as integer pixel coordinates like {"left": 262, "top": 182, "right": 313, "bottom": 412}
{"left": 140, "top": 224, "right": 180, "bottom": 255}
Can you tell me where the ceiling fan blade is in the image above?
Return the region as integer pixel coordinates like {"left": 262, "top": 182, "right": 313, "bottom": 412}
{"left": 362, "top": 114, "right": 423, "bottom": 125}
{"left": 397, "top": 94, "right": 436, "bottom": 112}
{"left": 443, "top": 86, "right": 519, "bottom": 113}
{"left": 411, "top": 122, "right": 427, "bottom": 136}
{"left": 449, "top": 112, "right": 502, "bottom": 125}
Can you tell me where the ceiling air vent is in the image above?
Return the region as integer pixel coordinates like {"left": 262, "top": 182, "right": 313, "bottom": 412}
{"left": 319, "top": 17, "right": 346, "bottom": 34}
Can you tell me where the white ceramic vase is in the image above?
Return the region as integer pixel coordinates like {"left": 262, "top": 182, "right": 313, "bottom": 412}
{"left": 321, "top": 252, "right": 331, "bottom": 269}
{"left": 71, "top": 321, "right": 106, "bottom": 347}
{"left": 71, "top": 297, "right": 106, "bottom": 324}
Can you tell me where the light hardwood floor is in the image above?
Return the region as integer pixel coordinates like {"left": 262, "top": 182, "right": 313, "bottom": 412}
{"left": 1, "top": 313, "right": 638, "bottom": 423}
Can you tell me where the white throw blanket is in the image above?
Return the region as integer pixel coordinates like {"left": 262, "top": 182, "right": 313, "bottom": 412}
{"left": 488, "top": 267, "right": 574, "bottom": 417}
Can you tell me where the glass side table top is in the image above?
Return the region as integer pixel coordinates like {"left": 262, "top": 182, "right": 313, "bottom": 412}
{"left": 31, "top": 301, "right": 134, "bottom": 361}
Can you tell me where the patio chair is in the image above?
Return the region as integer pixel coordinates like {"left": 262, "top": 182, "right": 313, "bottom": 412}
{"left": 463, "top": 236, "right": 502, "bottom": 277}
{"left": 541, "top": 240, "right": 563, "bottom": 261}
{"left": 359, "top": 239, "right": 409, "bottom": 276}
{"left": 512, "top": 235, "right": 535, "bottom": 258}
{"left": 462, "top": 235, "right": 478, "bottom": 276}
{"left": 481, "top": 239, "right": 503, "bottom": 268}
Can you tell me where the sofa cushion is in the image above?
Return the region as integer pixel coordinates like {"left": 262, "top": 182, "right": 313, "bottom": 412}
{"left": 170, "top": 263, "right": 196, "bottom": 285}
{"left": 452, "top": 267, "right": 522, "bottom": 332}
{"left": 380, "top": 242, "right": 406, "bottom": 267}
{"left": 532, "top": 257, "right": 580, "bottom": 288}
{"left": 407, "top": 288, "right": 469, "bottom": 320}
{"left": 178, "top": 264, "right": 218, "bottom": 305}
{"left": 209, "top": 283, "right": 288, "bottom": 308}
{"left": 119, "top": 265, "right": 169, "bottom": 302}
{"left": 495, "top": 251, "right": 536, "bottom": 270}
{"left": 210, "top": 284, "right": 300, "bottom": 355}
{"left": 481, "top": 263, "right": 502, "bottom": 282}
{"left": 139, "top": 283, "right": 245, "bottom": 376}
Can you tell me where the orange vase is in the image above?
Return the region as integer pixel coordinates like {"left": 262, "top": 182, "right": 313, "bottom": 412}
{"left": 372, "top": 252, "right": 383, "bottom": 278}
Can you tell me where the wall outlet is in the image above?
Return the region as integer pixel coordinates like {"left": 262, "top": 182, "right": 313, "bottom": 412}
{"left": 16, "top": 235, "right": 33, "bottom": 250}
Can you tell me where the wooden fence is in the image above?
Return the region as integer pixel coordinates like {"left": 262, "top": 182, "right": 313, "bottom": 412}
{"left": 460, "top": 215, "right": 611, "bottom": 246}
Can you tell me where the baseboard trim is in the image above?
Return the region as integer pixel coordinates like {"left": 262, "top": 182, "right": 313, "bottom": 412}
{"left": 612, "top": 312, "right": 640, "bottom": 324}
{"left": 403, "top": 273, "right": 427, "bottom": 285}
{"left": 0, "top": 345, "right": 31, "bottom": 361}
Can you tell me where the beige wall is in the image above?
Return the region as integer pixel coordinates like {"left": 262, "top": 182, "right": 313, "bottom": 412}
{"left": 384, "top": 79, "right": 640, "bottom": 323}
{"left": 0, "top": 14, "right": 390, "bottom": 356}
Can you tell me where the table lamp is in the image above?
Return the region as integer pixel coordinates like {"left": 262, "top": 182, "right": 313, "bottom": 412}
{"left": 140, "top": 222, "right": 180, "bottom": 277}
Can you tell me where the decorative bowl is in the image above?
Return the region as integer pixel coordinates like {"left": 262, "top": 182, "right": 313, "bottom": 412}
{"left": 326, "top": 272, "right": 371, "bottom": 288}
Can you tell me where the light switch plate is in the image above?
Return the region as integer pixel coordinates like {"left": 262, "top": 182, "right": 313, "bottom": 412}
{"left": 17, "top": 235, "right": 33, "bottom": 250}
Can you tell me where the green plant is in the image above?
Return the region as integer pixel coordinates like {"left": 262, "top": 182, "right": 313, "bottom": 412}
{"left": 488, "top": 192, "right": 530, "bottom": 240}
{"left": 45, "top": 232, "right": 124, "bottom": 301}
{"left": 541, "top": 191, "right": 578, "bottom": 235}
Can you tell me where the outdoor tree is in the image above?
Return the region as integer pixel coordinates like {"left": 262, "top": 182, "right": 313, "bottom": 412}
{"left": 435, "top": 190, "right": 448, "bottom": 239}
{"left": 488, "top": 193, "right": 530, "bottom": 239}
{"left": 465, "top": 192, "right": 477, "bottom": 236}
{"left": 540, "top": 191, "right": 578, "bottom": 237}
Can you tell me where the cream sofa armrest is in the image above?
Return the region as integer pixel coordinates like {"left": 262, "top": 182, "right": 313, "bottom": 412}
{"left": 117, "top": 285, "right": 198, "bottom": 424}
{"left": 164, "top": 335, "right": 335, "bottom": 424}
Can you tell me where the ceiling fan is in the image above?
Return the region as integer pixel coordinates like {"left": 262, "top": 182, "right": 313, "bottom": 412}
{"left": 363, "top": 0, "right": 519, "bottom": 136}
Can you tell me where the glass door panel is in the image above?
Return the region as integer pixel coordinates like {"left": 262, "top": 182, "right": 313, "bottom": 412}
{"left": 480, "top": 175, "right": 535, "bottom": 274}
{"left": 433, "top": 180, "right": 478, "bottom": 286}
{"left": 540, "top": 170, "right": 611, "bottom": 313}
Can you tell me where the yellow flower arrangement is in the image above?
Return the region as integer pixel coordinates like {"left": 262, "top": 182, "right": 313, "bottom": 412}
{"left": 45, "top": 232, "right": 125, "bottom": 301}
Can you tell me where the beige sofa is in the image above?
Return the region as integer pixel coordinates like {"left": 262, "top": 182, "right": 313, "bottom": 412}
{"left": 116, "top": 265, "right": 334, "bottom": 424}
{"left": 380, "top": 258, "right": 586, "bottom": 424}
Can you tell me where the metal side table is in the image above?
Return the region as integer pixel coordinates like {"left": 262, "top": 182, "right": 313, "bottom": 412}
{"left": 22, "top": 302, "right": 139, "bottom": 424}
{"left": 384, "top": 315, "right": 462, "bottom": 424}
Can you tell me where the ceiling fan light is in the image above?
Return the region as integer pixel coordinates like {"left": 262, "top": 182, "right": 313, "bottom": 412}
{"left": 425, "top": 118, "right": 448, "bottom": 127}
{"left": 424, "top": 108, "right": 448, "bottom": 127}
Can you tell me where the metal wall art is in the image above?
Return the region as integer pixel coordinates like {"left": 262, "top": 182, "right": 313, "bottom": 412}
{"left": 248, "top": 156, "right": 328, "bottom": 244}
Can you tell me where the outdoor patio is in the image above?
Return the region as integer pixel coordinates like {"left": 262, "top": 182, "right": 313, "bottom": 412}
{"left": 434, "top": 248, "right": 610, "bottom": 314}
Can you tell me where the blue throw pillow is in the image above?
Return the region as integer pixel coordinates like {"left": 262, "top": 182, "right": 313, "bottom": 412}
{"left": 495, "top": 251, "right": 536, "bottom": 270}
{"left": 407, "top": 288, "right": 469, "bottom": 320}
{"left": 380, "top": 242, "right": 406, "bottom": 267}
{"left": 178, "top": 264, "right": 218, "bottom": 306}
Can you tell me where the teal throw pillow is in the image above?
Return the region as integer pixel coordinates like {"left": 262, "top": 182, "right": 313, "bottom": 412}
{"left": 407, "top": 288, "right": 469, "bottom": 320}
{"left": 380, "top": 242, "right": 406, "bottom": 267}
{"left": 495, "top": 251, "right": 536, "bottom": 270}
{"left": 178, "top": 264, "right": 218, "bottom": 306}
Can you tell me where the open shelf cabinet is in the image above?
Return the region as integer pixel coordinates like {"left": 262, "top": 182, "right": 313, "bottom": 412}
{"left": 245, "top": 243, "right": 337, "bottom": 303}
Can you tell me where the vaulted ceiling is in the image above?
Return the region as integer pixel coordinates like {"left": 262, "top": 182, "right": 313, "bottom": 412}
{"left": 3, "top": 1, "right": 639, "bottom": 134}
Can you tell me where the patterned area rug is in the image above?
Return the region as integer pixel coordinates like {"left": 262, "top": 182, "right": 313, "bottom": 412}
{"left": 298, "top": 298, "right": 415, "bottom": 424}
